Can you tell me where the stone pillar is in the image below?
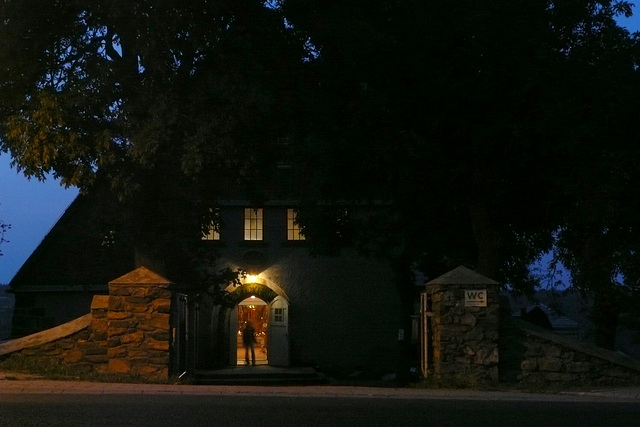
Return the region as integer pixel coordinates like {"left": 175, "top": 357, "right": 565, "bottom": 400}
{"left": 426, "top": 266, "right": 500, "bottom": 384}
{"left": 106, "top": 266, "right": 172, "bottom": 380}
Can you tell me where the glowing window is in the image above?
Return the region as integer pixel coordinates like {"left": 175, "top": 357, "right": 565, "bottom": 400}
{"left": 287, "top": 208, "right": 305, "bottom": 241}
{"left": 202, "top": 225, "right": 220, "bottom": 241}
{"left": 202, "top": 208, "right": 221, "bottom": 240}
{"left": 244, "top": 208, "right": 263, "bottom": 240}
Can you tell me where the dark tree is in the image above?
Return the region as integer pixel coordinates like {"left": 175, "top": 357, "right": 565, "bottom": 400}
{"left": 0, "top": 0, "right": 307, "bottom": 282}
{"left": 2, "top": 0, "right": 640, "bottom": 352}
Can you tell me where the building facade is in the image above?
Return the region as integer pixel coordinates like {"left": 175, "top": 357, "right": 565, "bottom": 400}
{"left": 10, "top": 195, "right": 405, "bottom": 376}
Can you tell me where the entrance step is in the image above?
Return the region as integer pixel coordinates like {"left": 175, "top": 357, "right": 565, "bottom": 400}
{"left": 193, "top": 366, "right": 327, "bottom": 385}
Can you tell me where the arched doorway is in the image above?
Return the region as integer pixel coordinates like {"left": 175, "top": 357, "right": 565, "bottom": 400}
{"left": 227, "top": 283, "right": 290, "bottom": 367}
{"left": 236, "top": 296, "right": 269, "bottom": 365}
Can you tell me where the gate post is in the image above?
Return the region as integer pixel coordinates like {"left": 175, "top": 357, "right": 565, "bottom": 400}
{"left": 425, "top": 266, "right": 500, "bottom": 384}
{"left": 107, "top": 266, "right": 172, "bottom": 380}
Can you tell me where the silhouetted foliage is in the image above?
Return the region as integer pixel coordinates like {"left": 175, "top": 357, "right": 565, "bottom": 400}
{"left": 2, "top": 0, "right": 640, "bottom": 349}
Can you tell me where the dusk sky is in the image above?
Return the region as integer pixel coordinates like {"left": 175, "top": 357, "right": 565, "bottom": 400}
{"left": 1, "top": 10, "right": 640, "bottom": 284}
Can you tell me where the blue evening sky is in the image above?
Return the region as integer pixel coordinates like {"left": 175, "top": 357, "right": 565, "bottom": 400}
{"left": 1, "top": 10, "right": 640, "bottom": 284}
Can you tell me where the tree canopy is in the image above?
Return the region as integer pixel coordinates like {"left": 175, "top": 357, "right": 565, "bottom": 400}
{"left": 2, "top": 1, "right": 640, "bottom": 349}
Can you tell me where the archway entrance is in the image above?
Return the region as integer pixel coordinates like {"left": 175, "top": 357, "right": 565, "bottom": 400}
{"left": 236, "top": 296, "right": 269, "bottom": 365}
{"left": 227, "top": 283, "right": 290, "bottom": 367}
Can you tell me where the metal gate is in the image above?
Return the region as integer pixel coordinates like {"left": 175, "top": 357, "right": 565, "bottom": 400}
{"left": 173, "top": 293, "right": 189, "bottom": 377}
{"left": 420, "top": 292, "right": 433, "bottom": 377}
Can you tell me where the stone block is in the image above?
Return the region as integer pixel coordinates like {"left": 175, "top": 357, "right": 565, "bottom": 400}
{"left": 85, "top": 354, "right": 109, "bottom": 364}
{"left": 108, "top": 347, "right": 127, "bottom": 358}
{"left": 109, "top": 319, "right": 138, "bottom": 329}
{"left": 95, "top": 365, "right": 110, "bottom": 375}
{"left": 108, "top": 327, "right": 128, "bottom": 337}
{"left": 149, "top": 330, "right": 171, "bottom": 341}
{"left": 544, "top": 372, "right": 563, "bottom": 382}
{"left": 107, "top": 311, "right": 133, "bottom": 320}
{"left": 130, "top": 288, "right": 152, "bottom": 298}
{"left": 459, "top": 313, "right": 477, "bottom": 327}
{"left": 439, "top": 324, "right": 470, "bottom": 334}
{"left": 108, "top": 358, "right": 131, "bottom": 374}
{"left": 121, "top": 331, "right": 144, "bottom": 344}
{"left": 148, "top": 289, "right": 172, "bottom": 300}
{"left": 91, "top": 319, "right": 108, "bottom": 333}
{"left": 91, "top": 332, "right": 108, "bottom": 341}
{"left": 77, "top": 330, "right": 90, "bottom": 341}
{"left": 108, "top": 296, "right": 124, "bottom": 311}
{"left": 149, "top": 355, "right": 170, "bottom": 365}
{"left": 464, "top": 327, "right": 484, "bottom": 341}
{"left": 125, "top": 296, "right": 151, "bottom": 305}
{"left": 146, "top": 313, "right": 170, "bottom": 330}
{"left": 525, "top": 345, "right": 544, "bottom": 358}
{"left": 59, "top": 339, "right": 76, "bottom": 350}
{"left": 463, "top": 346, "right": 476, "bottom": 356}
{"left": 538, "top": 357, "right": 563, "bottom": 372}
{"left": 84, "top": 346, "right": 108, "bottom": 356}
{"left": 152, "top": 299, "right": 171, "bottom": 314}
{"left": 542, "top": 344, "right": 562, "bottom": 358}
{"left": 604, "top": 367, "right": 633, "bottom": 378}
{"left": 484, "top": 330, "right": 499, "bottom": 341}
{"left": 63, "top": 350, "right": 85, "bottom": 364}
{"left": 454, "top": 356, "right": 472, "bottom": 365}
{"left": 566, "top": 362, "right": 590, "bottom": 373}
{"left": 520, "top": 359, "right": 538, "bottom": 371}
{"left": 124, "top": 302, "right": 150, "bottom": 313}
{"left": 128, "top": 349, "right": 149, "bottom": 358}
{"left": 474, "top": 346, "right": 499, "bottom": 365}
{"left": 147, "top": 339, "right": 170, "bottom": 351}
{"left": 78, "top": 341, "right": 101, "bottom": 351}
{"left": 110, "top": 286, "right": 132, "bottom": 296}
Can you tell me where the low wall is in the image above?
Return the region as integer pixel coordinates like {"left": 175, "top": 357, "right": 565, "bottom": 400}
{"left": 0, "top": 297, "right": 108, "bottom": 372}
{"left": 0, "top": 267, "right": 172, "bottom": 381}
{"left": 500, "top": 318, "right": 640, "bottom": 386}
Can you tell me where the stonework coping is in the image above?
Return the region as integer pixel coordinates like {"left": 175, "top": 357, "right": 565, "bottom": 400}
{"left": 91, "top": 295, "right": 109, "bottom": 310}
{"left": 109, "top": 266, "right": 172, "bottom": 287}
{"left": 515, "top": 318, "right": 640, "bottom": 373}
{"left": 426, "top": 265, "right": 499, "bottom": 286}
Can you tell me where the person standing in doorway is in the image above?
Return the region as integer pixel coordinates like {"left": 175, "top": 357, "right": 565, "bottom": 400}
{"left": 242, "top": 322, "right": 256, "bottom": 365}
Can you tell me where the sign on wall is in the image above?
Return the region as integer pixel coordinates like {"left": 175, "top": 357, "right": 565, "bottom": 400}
{"left": 464, "top": 289, "right": 487, "bottom": 307}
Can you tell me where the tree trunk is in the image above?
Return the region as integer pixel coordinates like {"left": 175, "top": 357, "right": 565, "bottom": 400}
{"left": 469, "top": 202, "right": 502, "bottom": 281}
{"left": 592, "top": 286, "right": 620, "bottom": 350}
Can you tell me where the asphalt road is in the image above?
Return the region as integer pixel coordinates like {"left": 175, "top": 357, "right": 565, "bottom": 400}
{"left": 0, "top": 393, "right": 639, "bottom": 427}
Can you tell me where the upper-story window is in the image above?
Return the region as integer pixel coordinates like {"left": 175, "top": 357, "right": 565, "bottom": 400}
{"left": 202, "top": 208, "right": 221, "bottom": 240}
{"left": 202, "top": 224, "right": 220, "bottom": 241}
{"left": 244, "top": 208, "right": 263, "bottom": 240}
{"left": 287, "top": 208, "right": 305, "bottom": 241}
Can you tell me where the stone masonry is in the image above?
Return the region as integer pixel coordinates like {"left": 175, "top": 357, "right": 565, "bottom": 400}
{"left": 501, "top": 318, "right": 640, "bottom": 386}
{"left": 0, "top": 267, "right": 172, "bottom": 381}
{"left": 426, "top": 266, "right": 501, "bottom": 385}
{"left": 104, "top": 267, "right": 172, "bottom": 379}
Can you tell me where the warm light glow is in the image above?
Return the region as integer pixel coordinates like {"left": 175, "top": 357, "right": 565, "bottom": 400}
{"left": 247, "top": 275, "right": 258, "bottom": 283}
{"left": 250, "top": 295, "right": 256, "bottom": 299}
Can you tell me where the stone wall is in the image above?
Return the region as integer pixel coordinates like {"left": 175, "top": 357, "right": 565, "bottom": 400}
{"left": 425, "top": 266, "right": 501, "bottom": 384}
{"left": 0, "top": 301, "right": 107, "bottom": 373}
{"left": 0, "top": 267, "right": 172, "bottom": 382}
{"left": 500, "top": 318, "right": 640, "bottom": 386}
{"left": 105, "top": 268, "right": 171, "bottom": 379}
